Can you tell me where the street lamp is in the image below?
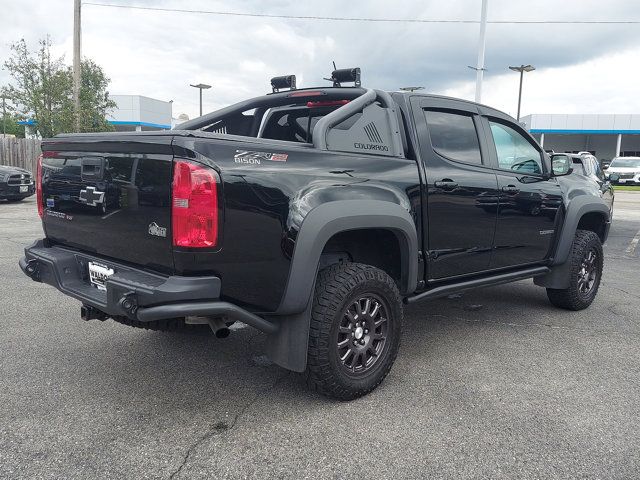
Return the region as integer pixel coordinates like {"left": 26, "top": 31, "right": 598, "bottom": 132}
{"left": 190, "top": 83, "right": 212, "bottom": 117}
{"left": 508, "top": 64, "right": 535, "bottom": 121}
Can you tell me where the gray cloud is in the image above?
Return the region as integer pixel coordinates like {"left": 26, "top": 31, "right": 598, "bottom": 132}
{"left": 1, "top": 0, "right": 638, "bottom": 118}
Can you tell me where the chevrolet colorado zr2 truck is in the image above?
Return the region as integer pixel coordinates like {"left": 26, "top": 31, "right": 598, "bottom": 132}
{"left": 20, "top": 69, "right": 613, "bottom": 400}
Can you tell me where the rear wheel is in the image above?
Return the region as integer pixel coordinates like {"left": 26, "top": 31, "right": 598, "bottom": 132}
{"left": 546, "top": 230, "right": 603, "bottom": 310}
{"left": 305, "top": 262, "right": 402, "bottom": 400}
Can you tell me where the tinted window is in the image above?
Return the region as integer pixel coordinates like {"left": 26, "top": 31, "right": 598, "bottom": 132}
{"left": 591, "top": 157, "right": 605, "bottom": 180}
{"left": 107, "top": 157, "right": 134, "bottom": 182}
{"left": 425, "top": 110, "right": 481, "bottom": 164}
{"left": 489, "top": 121, "right": 543, "bottom": 174}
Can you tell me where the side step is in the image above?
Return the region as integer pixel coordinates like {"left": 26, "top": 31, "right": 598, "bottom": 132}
{"left": 404, "top": 266, "right": 550, "bottom": 305}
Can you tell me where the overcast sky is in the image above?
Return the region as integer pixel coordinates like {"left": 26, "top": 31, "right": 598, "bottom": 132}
{"left": 1, "top": 0, "right": 639, "bottom": 120}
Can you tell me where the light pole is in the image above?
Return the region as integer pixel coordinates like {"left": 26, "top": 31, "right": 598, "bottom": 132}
{"left": 399, "top": 86, "right": 425, "bottom": 93}
{"left": 509, "top": 64, "right": 535, "bottom": 121}
{"left": 190, "top": 83, "right": 211, "bottom": 117}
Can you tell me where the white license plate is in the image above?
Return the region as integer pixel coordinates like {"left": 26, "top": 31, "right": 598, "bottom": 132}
{"left": 88, "top": 262, "right": 114, "bottom": 291}
{"left": 19, "top": 185, "right": 28, "bottom": 193}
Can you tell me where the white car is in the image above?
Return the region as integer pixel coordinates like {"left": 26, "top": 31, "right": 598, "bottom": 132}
{"left": 605, "top": 156, "right": 640, "bottom": 185}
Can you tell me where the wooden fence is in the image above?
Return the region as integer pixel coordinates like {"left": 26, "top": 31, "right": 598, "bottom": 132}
{"left": 0, "top": 138, "right": 42, "bottom": 173}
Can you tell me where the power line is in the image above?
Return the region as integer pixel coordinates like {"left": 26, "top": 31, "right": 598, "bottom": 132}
{"left": 82, "top": 3, "right": 640, "bottom": 24}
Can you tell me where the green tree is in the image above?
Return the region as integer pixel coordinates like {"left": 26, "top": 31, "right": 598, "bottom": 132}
{"left": 1, "top": 90, "right": 24, "bottom": 137}
{"left": 76, "top": 59, "right": 116, "bottom": 133}
{"left": 2, "top": 37, "right": 115, "bottom": 137}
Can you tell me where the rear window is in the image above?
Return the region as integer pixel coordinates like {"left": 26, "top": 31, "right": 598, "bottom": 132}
{"left": 425, "top": 110, "right": 482, "bottom": 164}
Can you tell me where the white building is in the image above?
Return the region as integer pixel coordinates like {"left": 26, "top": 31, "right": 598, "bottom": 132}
{"left": 522, "top": 114, "right": 640, "bottom": 161}
{"left": 108, "top": 95, "right": 172, "bottom": 131}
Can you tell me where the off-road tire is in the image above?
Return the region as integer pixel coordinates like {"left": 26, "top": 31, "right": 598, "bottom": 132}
{"left": 305, "top": 262, "right": 402, "bottom": 401}
{"left": 546, "top": 229, "right": 603, "bottom": 311}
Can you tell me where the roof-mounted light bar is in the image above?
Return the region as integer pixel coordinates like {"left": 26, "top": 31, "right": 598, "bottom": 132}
{"left": 331, "top": 67, "right": 361, "bottom": 87}
{"left": 271, "top": 75, "right": 297, "bottom": 93}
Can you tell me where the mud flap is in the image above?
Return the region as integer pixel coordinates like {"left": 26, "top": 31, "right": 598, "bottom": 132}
{"left": 533, "top": 261, "right": 571, "bottom": 289}
{"left": 265, "top": 296, "right": 314, "bottom": 373}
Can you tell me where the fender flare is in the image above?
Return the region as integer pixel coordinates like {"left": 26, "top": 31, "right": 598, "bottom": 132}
{"left": 265, "top": 200, "right": 419, "bottom": 372}
{"left": 277, "top": 199, "right": 419, "bottom": 315}
{"left": 535, "top": 197, "right": 610, "bottom": 290}
{"left": 552, "top": 197, "right": 610, "bottom": 266}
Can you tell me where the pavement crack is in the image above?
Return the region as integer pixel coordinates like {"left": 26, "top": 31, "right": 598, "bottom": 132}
{"left": 167, "top": 371, "right": 290, "bottom": 479}
{"left": 608, "top": 285, "right": 640, "bottom": 300}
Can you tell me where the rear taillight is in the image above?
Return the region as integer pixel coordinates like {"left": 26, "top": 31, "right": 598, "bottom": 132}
{"left": 172, "top": 160, "right": 219, "bottom": 248}
{"left": 36, "top": 154, "right": 43, "bottom": 218}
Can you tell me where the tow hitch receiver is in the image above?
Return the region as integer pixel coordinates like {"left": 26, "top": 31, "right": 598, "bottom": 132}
{"left": 81, "top": 305, "right": 107, "bottom": 321}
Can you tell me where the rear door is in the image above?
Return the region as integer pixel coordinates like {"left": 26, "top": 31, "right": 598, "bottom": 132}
{"left": 41, "top": 137, "right": 175, "bottom": 273}
{"left": 480, "top": 117, "right": 562, "bottom": 268}
{"left": 411, "top": 97, "right": 499, "bottom": 280}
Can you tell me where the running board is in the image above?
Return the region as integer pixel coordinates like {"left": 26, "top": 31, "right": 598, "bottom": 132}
{"left": 404, "top": 266, "right": 550, "bottom": 305}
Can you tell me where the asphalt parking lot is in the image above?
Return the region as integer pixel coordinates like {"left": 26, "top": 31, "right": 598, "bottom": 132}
{"left": 1, "top": 193, "right": 639, "bottom": 479}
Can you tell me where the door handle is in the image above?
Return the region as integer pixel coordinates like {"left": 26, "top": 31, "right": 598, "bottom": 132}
{"left": 434, "top": 179, "right": 458, "bottom": 189}
{"left": 501, "top": 185, "right": 519, "bottom": 194}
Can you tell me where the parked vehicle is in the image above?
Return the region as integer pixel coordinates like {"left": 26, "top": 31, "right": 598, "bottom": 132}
{"left": 605, "top": 156, "right": 640, "bottom": 185}
{"left": 20, "top": 70, "right": 614, "bottom": 399}
{"left": 0, "top": 165, "right": 35, "bottom": 202}
{"left": 566, "top": 153, "right": 615, "bottom": 210}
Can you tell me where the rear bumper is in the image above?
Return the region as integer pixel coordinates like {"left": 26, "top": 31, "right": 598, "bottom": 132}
{"left": 19, "top": 240, "right": 277, "bottom": 334}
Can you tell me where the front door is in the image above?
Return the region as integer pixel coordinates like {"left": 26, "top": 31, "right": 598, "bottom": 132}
{"left": 481, "top": 118, "right": 563, "bottom": 268}
{"left": 412, "top": 97, "right": 499, "bottom": 280}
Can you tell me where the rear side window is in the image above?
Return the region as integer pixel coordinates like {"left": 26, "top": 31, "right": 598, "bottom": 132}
{"left": 489, "top": 121, "right": 543, "bottom": 174}
{"left": 425, "top": 110, "right": 482, "bottom": 164}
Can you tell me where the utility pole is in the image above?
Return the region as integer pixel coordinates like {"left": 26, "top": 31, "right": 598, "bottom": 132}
{"left": 73, "top": 0, "right": 82, "bottom": 132}
{"left": 473, "top": 0, "right": 489, "bottom": 103}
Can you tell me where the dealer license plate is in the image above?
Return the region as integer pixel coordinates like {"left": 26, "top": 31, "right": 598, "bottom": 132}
{"left": 88, "top": 262, "right": 114, "bottom": 291}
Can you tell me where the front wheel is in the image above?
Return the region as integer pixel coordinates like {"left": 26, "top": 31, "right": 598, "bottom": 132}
{"left": 305, "top": 262, "right": 402, "bottom": 400}
{"left": 546, "top": 230, "right": 603, "bottom": 310}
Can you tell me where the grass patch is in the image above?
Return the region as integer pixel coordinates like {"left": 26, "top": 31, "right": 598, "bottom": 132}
{"left": 613, "top": 185, "right": 640, "bottom": 191}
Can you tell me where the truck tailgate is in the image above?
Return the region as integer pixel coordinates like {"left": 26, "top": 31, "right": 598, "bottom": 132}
{"left": 40, "top": 136, "right": 175, "bottom": 273}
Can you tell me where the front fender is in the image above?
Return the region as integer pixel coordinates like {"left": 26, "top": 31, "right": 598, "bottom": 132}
{"left": 552, "top": 196, "right": 610, "bottom": 266}
{"left": 535, "top": 196, "right": 610, "bottom": 290}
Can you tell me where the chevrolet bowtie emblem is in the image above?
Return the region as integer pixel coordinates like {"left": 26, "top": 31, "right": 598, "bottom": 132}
{"left": 79, "top": 186, "right": 105, "bottom": 206}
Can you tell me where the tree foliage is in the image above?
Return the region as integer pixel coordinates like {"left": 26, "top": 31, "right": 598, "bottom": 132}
{"left": 2, "top": 37, "right": 115, "bottom": 137}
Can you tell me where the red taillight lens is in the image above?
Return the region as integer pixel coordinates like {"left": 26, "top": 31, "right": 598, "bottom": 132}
{"left": 172, "top": 160, "right": 218, "bottom": 248}
{"left": 36, "top": 154, "right": 43, "bottom": 218}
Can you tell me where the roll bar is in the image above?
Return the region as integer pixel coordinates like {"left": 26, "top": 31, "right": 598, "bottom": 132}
{"left": 312, "top": 89, "right": 405, "bottom": 158}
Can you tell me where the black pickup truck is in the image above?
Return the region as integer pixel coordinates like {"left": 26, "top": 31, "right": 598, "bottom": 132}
{"left": 20, "top": 70, "right": 613, "bottom": 399}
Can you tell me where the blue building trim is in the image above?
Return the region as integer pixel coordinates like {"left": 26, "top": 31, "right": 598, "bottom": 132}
{"left": 108, "top": 120, "right": 171, "bottom": 129}
{"left": 530, "top": 129, "right": 640, "bottom": 135}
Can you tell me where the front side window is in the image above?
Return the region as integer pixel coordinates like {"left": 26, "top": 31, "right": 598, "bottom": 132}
{"left": 425, "top": 110, "right": 482, "bottom": 164}
{"left": 489, "top": 121, "right": 543, "bottom": 174}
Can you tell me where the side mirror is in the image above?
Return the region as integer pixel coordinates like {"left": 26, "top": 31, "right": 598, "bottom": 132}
{"left": 609, "top": 173, "right": 620, "bottom": 182}
{"left": 551, "top": 154, "right": 573, "bottom": 176}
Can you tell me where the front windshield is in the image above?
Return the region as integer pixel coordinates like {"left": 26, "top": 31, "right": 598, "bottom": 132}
{"left": 610, "top": 158, "right": 640, "bottom": 168}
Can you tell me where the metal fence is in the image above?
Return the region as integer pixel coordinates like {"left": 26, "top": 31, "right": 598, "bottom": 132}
{"left": 0, "top": 138, "right": 41, "bottom": 174}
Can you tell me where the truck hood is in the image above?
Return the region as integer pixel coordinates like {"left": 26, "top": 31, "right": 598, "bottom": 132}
{"left": 607, "top": 166, "right": 640, "bottom": 173}
{"left": 0, "top": 165, "right": 31, "bottom": 175}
